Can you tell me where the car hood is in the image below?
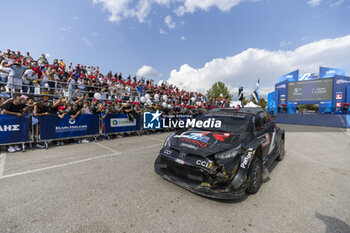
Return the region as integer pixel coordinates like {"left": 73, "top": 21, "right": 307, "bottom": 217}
{"left": 169, "top": 130, "right": 247, "bottom": 157}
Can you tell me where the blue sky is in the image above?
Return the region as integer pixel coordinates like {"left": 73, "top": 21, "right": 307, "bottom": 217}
{"left": 1, "top": 0, "right": 350, "bottom": 96}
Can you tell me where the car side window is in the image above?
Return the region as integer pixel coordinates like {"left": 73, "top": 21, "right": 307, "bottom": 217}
{"left": 255, "top": 112, "right": 270, "bottom": 131}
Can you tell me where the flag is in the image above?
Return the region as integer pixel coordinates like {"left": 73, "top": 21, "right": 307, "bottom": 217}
{"left": 252, "top": 79, "right": 260, "bottom": 103}
{"left": 238, "top": 87, "right": 244, "bottom": 101}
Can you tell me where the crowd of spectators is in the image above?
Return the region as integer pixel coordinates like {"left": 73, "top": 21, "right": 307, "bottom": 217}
{"left": 0, "top": 49, "right": 230, "bottom": 153}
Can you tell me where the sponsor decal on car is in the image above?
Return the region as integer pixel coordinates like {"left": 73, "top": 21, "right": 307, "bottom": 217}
{"left": 187, "top": 133, "right": 210, "bottom": 143}
{"left": 208, "top": 132, "right": 231, "bottom": 142}
{"left": 175, "top": 158, "right": 185, "bottom": 165}
{"left": 179, "top": 143, "right": 198, "bottom": 150}
{"left": 240, "top": 151, "right": 253, "bottom": 169}
{"left": 180, "top": 138, "right": 208, "bottom": 148}
{"left": 196, "top": 160, "right": 212, "bottom": 168}
{"left": 163, "top": 149, "right": 172, "bottom": 155}
{"left": 262, "top": 133, "right": 270, "bottom": 147}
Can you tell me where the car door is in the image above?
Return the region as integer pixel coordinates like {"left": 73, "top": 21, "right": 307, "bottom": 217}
{"left": 254, "top": 111, "right": 273, "bottom": 159}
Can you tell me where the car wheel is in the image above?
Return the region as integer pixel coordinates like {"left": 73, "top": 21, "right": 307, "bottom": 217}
{"left": 246, "top": 157, "right": 262, "bottom": 194}
{"left": 276, "top": 139, "right": 285, "bottom": 161}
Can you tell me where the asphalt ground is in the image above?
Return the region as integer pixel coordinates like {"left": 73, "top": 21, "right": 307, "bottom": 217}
{"left": 0, "top": 125, "right": 350, "bottom": 233}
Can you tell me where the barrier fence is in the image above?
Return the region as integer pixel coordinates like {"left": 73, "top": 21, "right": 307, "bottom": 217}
{"left": 0, "top": 112, "right": 190, "bottom": 151}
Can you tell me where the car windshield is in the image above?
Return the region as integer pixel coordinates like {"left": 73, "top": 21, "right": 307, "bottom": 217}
{"left": 194, "top": 113, "right": 252, "bottom": 133}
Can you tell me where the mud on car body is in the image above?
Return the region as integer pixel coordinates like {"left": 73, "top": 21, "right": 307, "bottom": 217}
{"left": 154, "top": 107, "right": 285, "bottom": 200}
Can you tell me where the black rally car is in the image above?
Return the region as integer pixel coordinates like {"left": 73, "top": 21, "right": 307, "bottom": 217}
{"left": 154, "top": 108, "right": 285, "bottom": 199}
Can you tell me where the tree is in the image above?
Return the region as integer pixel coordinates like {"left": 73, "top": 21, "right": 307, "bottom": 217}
{"left": 206, "top": 81, "right": 232, "bottom": 100}
{"left": 242, "top": 97, "right": 249, "bottom": 106}
{"left": 250, "top": 96, "right": 267, "bottom": 109}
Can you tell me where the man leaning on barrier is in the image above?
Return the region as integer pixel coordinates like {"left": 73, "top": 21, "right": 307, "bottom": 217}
{"left": 1, "top": 94, "right": 26, "bottom": 152}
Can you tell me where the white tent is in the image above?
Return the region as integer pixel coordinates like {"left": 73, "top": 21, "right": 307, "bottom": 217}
{"left": 229, "top": 101, "right": 241, "bottom": 108}
{"left": 245, "top": 101, "right": 260, "bottom": 108}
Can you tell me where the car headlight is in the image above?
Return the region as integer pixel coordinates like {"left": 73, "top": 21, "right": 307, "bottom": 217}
{"left": 163, "top": 133, "right": 174, "bottom": 148}
{"left": 215, "top": 146, "right": 242, "bottom": 160}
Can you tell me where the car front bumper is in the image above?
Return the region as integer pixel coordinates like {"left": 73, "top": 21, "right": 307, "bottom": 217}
{"left": 154, "top": 155, "right": 246, "bottom": 200}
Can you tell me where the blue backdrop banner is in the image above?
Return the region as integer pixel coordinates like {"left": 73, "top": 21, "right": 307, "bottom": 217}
{"left": 104, "top": 114, "right": 141, "bottom": 133}
{"left": 39, "top": 114, "right": 99, "bottom": 140}
{"left": 0, "top": 115, "right": 30, "bottom": 144}
{"left": 279, "top": 70, "right": 299, "bottom": 82}
{"left": 319, "top": 67, "right": 345, "bottom": 79}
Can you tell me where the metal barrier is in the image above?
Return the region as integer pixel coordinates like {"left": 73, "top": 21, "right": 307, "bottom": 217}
{"left": 101, "top": 114, "right": 141, "bottom": 139}
{"left": 0, "top": 115, "right": 34, "bottom": 151}
{"left": 0, "top": 112, "right": 200, "bottom": 151}
{"left": 35, "top": 114, "right": 101, "bottom": 148}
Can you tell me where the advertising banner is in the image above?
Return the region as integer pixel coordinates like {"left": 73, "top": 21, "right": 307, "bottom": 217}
{"left": 278, "top": 70, "right": 299, "bottom": 82}
{"left": 286, "top": 102, "right": 298, "bottom": 114}
{"left": 333, "top": 75, "right": 350, "bottom": 114}
{"left": 39, "top": 114, "right": 99, "bottom": 140}
{"left": 298, "top": 73, "right": 319, "bottom": 81}
{"left": 319, "top": 101, "right": 333, "bottom": 113}
{"left": 104, "top": 114, "right": 141, "bottom": 133}
{"left": 319, "top": 67, "right": 345, "bottom": 79}
{"left": 267, "top": 91, "right": 278, "bottom": 114}
{"left": 0, "top": 115, "right": 30, "bottom": 144}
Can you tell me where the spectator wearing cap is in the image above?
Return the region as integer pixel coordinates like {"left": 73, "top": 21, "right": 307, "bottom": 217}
{"left": 56, "top": 105, "right": 67, "bottom": 146}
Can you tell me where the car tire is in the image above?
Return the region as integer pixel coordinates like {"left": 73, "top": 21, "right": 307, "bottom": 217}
{"left": 276, "top": 139, "right": 285, "bottom": 161}
{"left": 246, "top": 156, "right": 262, "bottom": 194}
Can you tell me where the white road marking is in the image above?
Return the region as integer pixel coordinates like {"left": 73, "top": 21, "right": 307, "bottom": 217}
{"left": 0, "top": 153, "right": 6, "bottom": 176}
{"left": 346, "top": 129, "right": 350, "bottom": 137}
{"left": 95, "top": 142, "right": 119, "bottom": 153}
{"left": 0, "top": 143, "right": 162, "bottom": 181}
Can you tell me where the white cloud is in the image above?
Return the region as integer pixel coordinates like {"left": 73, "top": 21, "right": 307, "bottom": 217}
{"left": 181, "top": 36, "right": 186, "bottom": 40}
{"left": 93, "top": 0, "right": 169, "bottom": 23}
{"left": 159, "top": 28, "right": 167, "bottom": 34}
{"left": 93, "top": 0, "right": 248, "bottom": 23}
{"left": 167, "top": 35, "right": 350, "bottom": 97}
{"left": 136, "top": 65, "right": 162, "bottom": 77}
{"left": 307, "top": 0, "right": 321, "bottom": 7}
{"left": 177, "top": 0, "right": 244, "bottom": 15}
{"left": 164, "top": 15, "right": 176, "bottom": 29}
{"left": 74, "top": 16, "right": 79, "bottom": 20}
{"left": 330, "top": 0, "right": 344, "bottom": 7}
{"left": 81, "top": 37, "right": 93, "bottom": 46}
{"left": 92, "top": 32, "right": 99, "bottom": 36}
{"left": 174, "top": 5, "right": 186, "bottom": 16}
{"left": 60, "top": 26, "right": 73, "bottom": 31}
